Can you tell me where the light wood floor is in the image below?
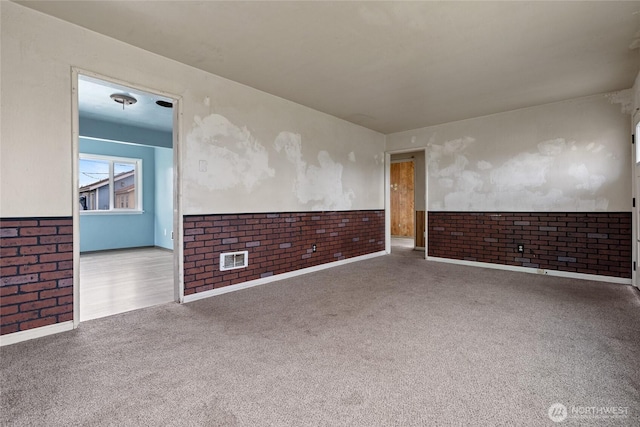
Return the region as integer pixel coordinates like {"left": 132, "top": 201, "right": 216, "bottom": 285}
{"left": 391, "top": 236, "right": 424, "bottom": 258}
{"left": 391, "top": 236, "right": 414, "bottom": 248}
{"left": 80, "top": 247, "right": 174, "bottom": 322}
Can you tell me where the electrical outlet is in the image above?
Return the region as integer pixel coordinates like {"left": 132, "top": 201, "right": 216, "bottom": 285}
{"left": 312, "top": 244, "right": 317, "bottom": 252}
{"left": 517, "top": 244, "right": 524, "bottom": 253}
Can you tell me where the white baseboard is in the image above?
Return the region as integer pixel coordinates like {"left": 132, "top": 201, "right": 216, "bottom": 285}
{"left": 0, "top": 321, "right": 74, "bottom": 347}
{"left": 427, "top": 256, "right": 632, "bottom": 285}
{"left": 184, "top": 251, "right": 387, "bottom": 303}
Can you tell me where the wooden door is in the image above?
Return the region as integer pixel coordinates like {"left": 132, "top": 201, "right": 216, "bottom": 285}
{"left": 390, "top": 161, "right": 415, "bottom": 237}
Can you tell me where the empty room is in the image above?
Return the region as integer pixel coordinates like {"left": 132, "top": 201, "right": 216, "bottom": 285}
{"left": 1, "top": 1, "right": 639, "bottom": 425}
{"left": 77, "top": 74, "right": 176, "bottom": 322}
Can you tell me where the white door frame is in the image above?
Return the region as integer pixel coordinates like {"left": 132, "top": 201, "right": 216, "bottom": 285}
{"left": 71, "top": 68, "right": 184, "bottom": 328}
{"left": 632, "top": 112, "right": 640, "bottom": 289}
{"left": 385, "top": 148, "right": 428, "bottom": 259}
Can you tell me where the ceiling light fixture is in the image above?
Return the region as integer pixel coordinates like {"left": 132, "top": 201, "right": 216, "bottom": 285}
{"left": 110, "top": 93, "right": 137, "bottom": 110}
{"left": 155, "top": 100, "right": 173, "bottom": 108}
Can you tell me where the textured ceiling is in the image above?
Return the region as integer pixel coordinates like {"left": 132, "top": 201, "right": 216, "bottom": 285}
{"left": 17, "top": 1, "right": 640, "bottom": 134}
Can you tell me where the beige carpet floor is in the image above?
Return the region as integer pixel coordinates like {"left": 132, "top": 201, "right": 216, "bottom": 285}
{"left": 2, "top": 251, "right": 639, "bottom": 426}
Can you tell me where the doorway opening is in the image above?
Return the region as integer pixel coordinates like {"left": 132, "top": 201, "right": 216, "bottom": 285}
{"left": 74, "top": 73, "right": 179, "bottom": 322}
{"left": 391, "top": 159, "right": 415, "bottom": 239}
{"left": 634, "top": 119, "right": 640, "bottom": 289}
{"left": 388, "top": 151, "right": 426, "bottom": 257}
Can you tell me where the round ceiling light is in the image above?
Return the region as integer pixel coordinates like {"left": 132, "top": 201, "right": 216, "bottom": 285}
{"left": 110, "top": 93, "right": 137, "bottom": 107}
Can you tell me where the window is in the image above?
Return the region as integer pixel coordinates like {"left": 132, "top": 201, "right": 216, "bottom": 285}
{"left": 79, "top": 154, "right": 142, "bottom": 213}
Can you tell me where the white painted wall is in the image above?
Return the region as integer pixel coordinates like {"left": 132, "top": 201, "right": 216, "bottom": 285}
{"left": 631, "top": 70, "right": 640, "bottom": 289}
{"left": 386, "top": 95, "right": 631, "bottom": 212}
{"left": 633, "top": 71, "right": 640, "bottom": 115}
{"left": 0, "top": 3, "right": 384, "bottom": 218}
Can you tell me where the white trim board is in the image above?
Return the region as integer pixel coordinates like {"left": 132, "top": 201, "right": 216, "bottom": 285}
{"left": 184, "top": 251, "right": 387, "bottom": 303}
{"left": 427, "top": 256, "right": 632, "bottom": 285}
{"left": 0, "top": 321, "right": 74, "bottom": 347}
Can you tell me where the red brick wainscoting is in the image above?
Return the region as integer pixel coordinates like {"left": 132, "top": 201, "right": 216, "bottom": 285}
{"left": 428, "top": 212, "right": 631, "bottom": 278}
{"left": 183, "top": 210, "right": 385, "bottom": 295}
{"left": 0, "top": 217, "right": 73, "bottom": 335}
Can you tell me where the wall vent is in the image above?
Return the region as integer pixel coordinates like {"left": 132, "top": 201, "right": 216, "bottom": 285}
{"left": 220, "top": 251, "right": 248, "bottom": 271}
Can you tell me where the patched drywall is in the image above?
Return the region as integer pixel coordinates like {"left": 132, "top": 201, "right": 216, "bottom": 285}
{"left": 386, "top": 95, "right": 631, "bottom": 212}
{"left": 182, "top": 105, "right": 383, "bottom": 213}
{"left": 274, "top": 132, "right": 354, "bottom": 210}
{"left": 0, "top": 2, "right": 385, "bottom": 218}
{"left": 184, "top": 114, "right": 372, "bottom": 212}
{"left": 186, "top": 114, "right": 275, "bottom": 192}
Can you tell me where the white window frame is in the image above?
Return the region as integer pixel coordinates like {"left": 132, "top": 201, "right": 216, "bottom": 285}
{"left": 79, "top": 153, "right": 143, "bottom": 214}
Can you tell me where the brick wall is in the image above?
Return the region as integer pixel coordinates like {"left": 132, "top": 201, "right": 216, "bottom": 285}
{"left": 183, "top": 210, "right": 385, "bottom": 295}
{"left": 1, "top": 218, "right": 73, "bottom": 335}
{"left": 428, "top": 212, "right": 631, "bottom": 278}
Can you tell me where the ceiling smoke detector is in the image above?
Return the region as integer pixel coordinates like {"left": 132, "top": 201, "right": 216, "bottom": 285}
{"left": 110, "top": 93, "right": 137, "bottom": 109}
{"left": 155, "top": 100, "right": 173, "bottom": 108}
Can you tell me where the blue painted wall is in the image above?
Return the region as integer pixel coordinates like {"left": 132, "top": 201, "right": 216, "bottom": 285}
{"left": 80, "top": 116, "right": 173, "bottom": 148}
{"left": 154, "top": 147, "right": 173, "bottom": 249}
{"left": 79, "top": 137, "right": 156, "bottom": 252}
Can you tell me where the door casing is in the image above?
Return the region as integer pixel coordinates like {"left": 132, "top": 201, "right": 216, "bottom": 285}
{"left": 385, "top": 149, "right": 427, "bottom": 259}
{"left": 71, "top": 68, "right": 184, "bottom": 327}
{"left": 633, "top": 114, "right": 640, "bottom": 289}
